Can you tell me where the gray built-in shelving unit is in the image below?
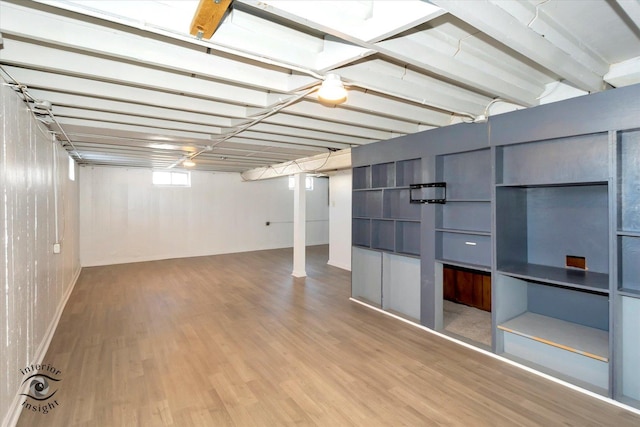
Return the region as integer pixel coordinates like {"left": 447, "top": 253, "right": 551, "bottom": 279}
{"left": 352, "top": 158, "right": 422, "bottom": 320}
{"left": 351, "top": 83, "right": 640, "bottom": 408}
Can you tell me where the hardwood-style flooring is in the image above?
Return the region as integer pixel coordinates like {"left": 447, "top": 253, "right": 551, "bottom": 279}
{"left": 17, "top": 246, "right": 640, "bottom": 426}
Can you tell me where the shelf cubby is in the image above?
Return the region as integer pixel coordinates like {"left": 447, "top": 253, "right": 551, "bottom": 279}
{"left": 396, "top": 158, "right": 421, "bottom": 187}
{"left": 618, "top": 235, "right": 640, "bottom": 294}
{"left": 438, "top": 201, "right": 491, "bottom": 233}
{"left": 372, "top": 162, "right": 395, "bottom": 188}
{"left": 496, "top": 183, "right": 609, "bottom": 291}
{"left": 352, "top": 218, "right": 371, "bottom": 248}
{"left": 371, "top": 219, "right": 395, "bottom": 251}
{"left": 618, "top": 129, "right": 640, "bottom": 233}
{"left": 383, "top": 188, "right": 420, "bottom": 220}
{"left": 497, "top": 133, "right": 609, "bottom": 186}
{"left": 352, "top": 190, "right": 383, "bottom": 218}
{"left": 495, "top": 274, "right": 610, "bottom": 391}
{"left": 396, "top": 221, "right": 420, "bottom": 256}
{"left": 438, "top": 149, "right": 491, "bottom": 200}
{"left": 353, "top": 165, "right": 371, "bottom": 190}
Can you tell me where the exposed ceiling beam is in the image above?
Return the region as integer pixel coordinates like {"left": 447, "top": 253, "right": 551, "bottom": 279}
{"left": 257, "top": 113, "right": 396, "bottom": 141}
{"left": 53, "top": 118, "right": 215, "bottom": 143}
{"left": 336, "top": 61, "right": 490, "bottom": 116}
{"left": 0, "top": 37, "right": 269, "bottom": 107}
{"left": 494, "top": 0, "right": 608, "bottom": 76}
{"left": 616, "top": 0, "right": 640, "bottom": 30}
{"left": 242, "top": 1, "right": 445, "bottom": 44}
{"left": 224, "top": 131, "right": 350, "bottom": 151}
{"left": 244, "top": 123, "right": 375, "bottom": 146}
{"left": 53, "top": 107, "right": 224, "bottom": 136}
{"left": 0, "top": 2, "right": 315, "bottom": 93}
{"left": 237, "top": 0, "right": 540, "bottom": 107}
{"left": 281, "top": 100, "right": 420, "bottom": 134}
{"left": 3, "top": 66, "right": 249, "bottom": 119}
{"left": 605, "top": 56, "right": 640, "bottom": 88}
{"left": 190, "top": 0, "right": 233, "bottom": 39}
{"left": 28, "top": 90, "right": 236, "bottom": 128}
{"left": 430, "top": 0, "right": 605, "bottom": 93}
{"left": 241, "top": 149, "right": 351, "bottom": 181}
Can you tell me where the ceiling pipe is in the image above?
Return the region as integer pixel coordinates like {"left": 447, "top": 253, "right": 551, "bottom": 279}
{"left": 0, "top": 65, "right": 82, "bottom": 161}
{"left": 167, "top": 83, "right": 324, "bottom": 169}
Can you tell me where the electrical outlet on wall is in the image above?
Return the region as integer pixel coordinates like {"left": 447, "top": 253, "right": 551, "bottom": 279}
{"left": 53, "top": 243, "right": 61, "bottom": 254}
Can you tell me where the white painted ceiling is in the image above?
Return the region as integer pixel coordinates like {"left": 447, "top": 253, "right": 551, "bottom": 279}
{"left": 1, "top": 0, "right": 639, "bottom": 173}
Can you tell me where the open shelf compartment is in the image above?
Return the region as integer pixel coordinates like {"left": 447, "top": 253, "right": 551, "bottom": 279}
{"left": 353, "top": 166, "right": 371, "bottom": 190}
{"left": 372, "top": 162, "right": 395, "bottom": 188}
{"left": 618, "top": 235, "right": 640, "bottom": 294}
{"left": 396, "top": 158, "right": 421, "bottom": 187}
{"left": 618, "top": 129, "right": 640, "bottom": 233}
{"left": 437, "top": 148, "right": 491, "bottom": 200}
{"left": 495, "top": 274, "right": 610, "bottom": 391}
{"left": 496, "top": 182, "right": 610, "bottom": 291}
{"left": 496, "top": 133, "right": 608, "bottom": 186}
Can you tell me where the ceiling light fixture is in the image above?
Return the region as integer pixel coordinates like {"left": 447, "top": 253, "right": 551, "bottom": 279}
{"left": 183, "top": 159, "right": 196, "bottom": 167}
{"left": 317, "top": 74, "right": 347, "bottom": 104}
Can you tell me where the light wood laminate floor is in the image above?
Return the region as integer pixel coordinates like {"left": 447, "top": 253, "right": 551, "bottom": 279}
{"left": 17, "top": 246, "right": 640, "bottom": 426}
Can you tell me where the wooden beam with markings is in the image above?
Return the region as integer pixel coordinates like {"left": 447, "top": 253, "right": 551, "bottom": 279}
{"left": 190, "top": 0, "right": 233, "bottom": 39}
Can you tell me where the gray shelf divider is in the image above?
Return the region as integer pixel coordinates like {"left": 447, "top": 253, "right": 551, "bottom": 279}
{"left": 498, "top": 263, "right": 609, "bottom": 294}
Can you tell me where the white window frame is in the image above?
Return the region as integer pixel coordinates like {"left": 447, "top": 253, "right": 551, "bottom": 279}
{"left": 288, "top": 175, "right": 314, "bottom": 190}
{"left": 152, "top": 170, "right": 191, "bottom": 187}
{"left": 68, "top": 156, "right": 75, "bottom": 181}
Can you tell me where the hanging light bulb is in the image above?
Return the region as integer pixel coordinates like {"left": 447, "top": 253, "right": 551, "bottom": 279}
{"left": 183, "top": 159, "right": 196, "bottom": 167}
{"left": 317, "top": 74, "right": 347, "bottom": 104}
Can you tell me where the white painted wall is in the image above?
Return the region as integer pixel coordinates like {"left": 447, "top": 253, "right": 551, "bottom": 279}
{"left": 1, "top": 83, "right": 81, "bottom": 426}
{"left": 79, "top": 168, "right": 329, "bottom": 266}
{"left": 328, "top": 169, "right": 352, "bottom": 271}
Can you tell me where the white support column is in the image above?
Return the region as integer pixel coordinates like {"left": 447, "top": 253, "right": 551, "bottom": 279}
{"left": 292, "top": 172, "right": 307, "bottom": 278}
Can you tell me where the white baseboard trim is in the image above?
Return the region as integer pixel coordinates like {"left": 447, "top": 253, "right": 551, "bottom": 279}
{"left": 327, "top": 259, "right": 351, "bottom": 271}
{"left": 349, "top": 297, "right": 640, "bottom": 417}
{"left": 2, "top": 267, "right": 82, "bottom": 427}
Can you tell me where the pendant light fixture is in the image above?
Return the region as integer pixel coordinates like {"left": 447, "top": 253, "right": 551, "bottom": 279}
{"left": 317, "top": 74, "right": 347, "bottom": 104}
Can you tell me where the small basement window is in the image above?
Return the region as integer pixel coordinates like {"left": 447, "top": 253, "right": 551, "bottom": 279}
{"left": 68, "top": 156, "right": 75, "bottom": 181}
{"left": 152, "top": 171, "right": 191, "bottom": 187}
{"left": 288, "top": 175, "right": 314, "bottom": 190}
